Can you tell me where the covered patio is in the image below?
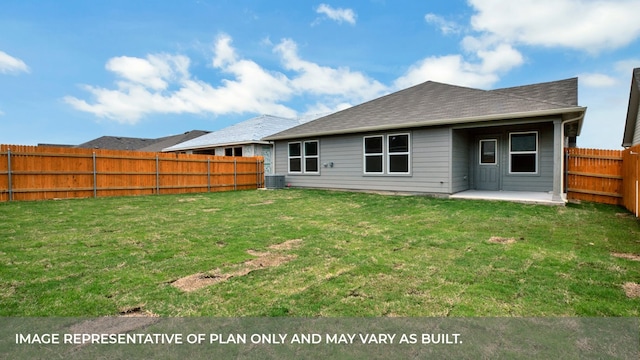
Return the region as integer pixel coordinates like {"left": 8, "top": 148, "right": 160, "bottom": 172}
{"left": 449, "top": 190, "right": 566, "bottom": 206}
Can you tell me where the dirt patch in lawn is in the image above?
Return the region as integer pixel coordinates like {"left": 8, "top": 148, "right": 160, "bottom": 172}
{"left": 488, "top": 236, "right": 516, "bottom": 244}
{"left": 171, "top": 239, "right": 302, "bottom": 292}
{"left": 67, "top": 307, "right": 159, "bottom": 345}
{"left": 249, "top": 200, "right": 274, "bottom": 206}
{"left": 622, "top": 282, "right": 640, "bottom": 298}
{"left": 611, "top": 253, "right": 640, "bottom": 261}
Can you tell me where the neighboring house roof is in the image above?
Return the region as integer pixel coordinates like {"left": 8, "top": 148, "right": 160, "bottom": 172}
{"left": 622, "top": 68, "right": 640, "bottom": 147}
{"left": 137, "top": 130, "right": 210, "bottom": 152}
{"left": 76, "top": 130, "right": 209, "bottom": 151}
{"left": 264, "top": 78, "right": 586, "bottom": 141}
{"left": 163, "top": 115, "right": 314, "bottom": 152}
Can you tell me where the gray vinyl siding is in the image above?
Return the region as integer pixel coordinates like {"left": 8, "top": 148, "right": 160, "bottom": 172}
{"left": 274, "top": 127, "right": 451, "bottom": 194}
{"left": 451, "top": 129, "right": 470, "bottom": 193}
{"left": 501, "top": 122, "right": 554, "bottom": 192}
{"left": 273, "top": 120, "right": 557, "bottom": 194}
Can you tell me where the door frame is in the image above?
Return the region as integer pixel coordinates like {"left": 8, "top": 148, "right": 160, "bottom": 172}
{"left": 474, "top": 135, "right": 501, "bottom": 191}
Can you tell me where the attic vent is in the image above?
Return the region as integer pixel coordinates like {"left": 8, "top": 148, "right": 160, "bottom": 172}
{"left": 265, "top": 175, "right": 285, "bottom": 189}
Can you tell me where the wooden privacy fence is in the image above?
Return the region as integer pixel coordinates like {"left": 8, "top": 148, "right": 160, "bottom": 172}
{"left": 565, "top": 146, "right": 640, "bottom": 216}
{"left": 0, "top": 144, "right": 264, "bottom": 202}
{"left": 622, "top": 144, "right": 640, "bottom": 217}
{"left": 565, "top": 148, "right": 624, "bottom": 205}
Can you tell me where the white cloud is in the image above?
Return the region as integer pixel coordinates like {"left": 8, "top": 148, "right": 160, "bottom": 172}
{"left": 394, "top": 43, "right": 523, "bottom": 90}
{"left": 274, "top": 38, "right": 387, "bottom": 102}
{"left": 65, "top": 35, "right": 296, "bottom": 123}
{"left": 65, "top": 34, "right": 388, "bottom": 124}
{"left": 469, "top": 0, "right": 640, "bottom": 53}
{"left": 615, "top": 59, "right": 640, "bottom": 75}
{"left": 424, "top": 13, "right": 461, "bottom": 35}
{"left": 579, "top": 73, "right": 618, "bottom": 88}
{"left": 315, "top": 4, "right": 356, "bottom": 25}
{"left": 0, "top": 51, "right": 29, "bottom": 74}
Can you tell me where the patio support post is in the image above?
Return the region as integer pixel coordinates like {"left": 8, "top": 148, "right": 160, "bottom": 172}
{"left": 552, "top": 119, "right": 563, "bottom": 202}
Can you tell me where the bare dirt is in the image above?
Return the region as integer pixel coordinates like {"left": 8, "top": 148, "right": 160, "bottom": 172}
{"left": 171, "top": 239, "right": 302, "bottom": 292}
{"left": 611, "top": 253, "right": 640, "bottom": 261}
{"left": 488, "top": 236, "right": 516, "bottom": 244}
{"left": 622, "top": 282, "right": 640, "bottom": 298}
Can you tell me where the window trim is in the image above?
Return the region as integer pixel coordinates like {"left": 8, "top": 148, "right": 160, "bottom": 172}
{"left": 362, "top": 133, "right": 411, "bottom": 176}
{"left": 479, "top": 139, "right": 498, "bottom": 165}
{"left": 387, "top": 133, "right": 410, "bottom": 174}
{"left": 288, "top": 141, "right": 302, "bottom": 174}
{"left": 508, "top": 131, "right": 538, "bottom": 174}
{"left": 363, "top": 135, "right": 384, "bottom": 174}
{"left": 303, "top": 140, "right": 320, "bottom": 174}
{"left": 288, "top": 140, "right": 320, "bottom": 175}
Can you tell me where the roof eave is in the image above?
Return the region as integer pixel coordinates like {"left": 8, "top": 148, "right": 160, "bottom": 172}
{"left": 162, "top": 140, "right": 271, "bottom": 152}
{"left": 264, "top": 106, "right": 587, "bottom": 141}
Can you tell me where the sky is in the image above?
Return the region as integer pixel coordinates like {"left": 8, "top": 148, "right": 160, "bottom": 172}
{"left": 1, "top": 0, "right": 639, "bottom": 149}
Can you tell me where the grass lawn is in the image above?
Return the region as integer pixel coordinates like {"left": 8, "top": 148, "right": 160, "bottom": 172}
{"left": 0, "top": 189, "right": 639, "bottom": 317}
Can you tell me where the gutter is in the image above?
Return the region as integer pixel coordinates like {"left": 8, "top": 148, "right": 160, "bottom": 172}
{"left": 264, "top": 106, "right": 587, "bottom": 141}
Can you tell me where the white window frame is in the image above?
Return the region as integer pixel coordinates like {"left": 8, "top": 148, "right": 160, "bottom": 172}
{"left": 509, "top": 131, "right": 538, "bottom": 174}
{"left": 303, "top": 140, "right": 320, "bottom": 174}
{"left": 387, "top": 133, "right": 411, "bottom": 174}
{"left": 363, "top": 135, "right": 384, "bottom": 174}
{"left": 288, "top": 142, "right": 302, "bottom": 174}
{"left": 479, "top": 139, "right": 498, "bottom": 165}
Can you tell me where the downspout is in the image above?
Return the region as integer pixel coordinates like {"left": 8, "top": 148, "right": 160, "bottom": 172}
{"left": 560, "top": 114, "right": 585, "bottom": 200}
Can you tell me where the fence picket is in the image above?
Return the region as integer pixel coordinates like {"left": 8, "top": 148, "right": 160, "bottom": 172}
{"left": 0, "top": 144, "right": 264, "bottom": 201}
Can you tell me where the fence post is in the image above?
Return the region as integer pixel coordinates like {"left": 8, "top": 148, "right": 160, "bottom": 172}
{"left": 156, "top": 154, "right": 160, "bottom": 195}
{"left": 234, "top": 158, "right": 237, "bottom": 191}
{"left": 207, "top": 158, "right": 211, "bottom": 193}
{"left": 7, "top": 148, "right": 12, "bottom": 202}
{"left": 92, "top": 152, "right": 97, "bottom": 198}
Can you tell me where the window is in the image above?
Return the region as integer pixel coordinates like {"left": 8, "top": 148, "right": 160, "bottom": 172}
{"left": 288, "top": 140, "right": 319, "bottom": 174}
{"left": 509, "top": 132, "right": 537, "bottom": 173}
{"left": 362, "top": 133, "right": 411, "bottom": 175}
{"left": 226, "top": 147, "right": 243, "bottom": 156}
{"left": 479, "top": 139, "right": 497, "bottom": 165}
{"left": 304, "top": 141, "right": 319, "bottom": 173}
{"left": 388, "top": 134, "right": 409, "bottom": 173}
{"left": 288, "top": 142, "right": 301, "bottom": 173}
{"left": 364, "top": 136, "right": 383, "bottom": 173}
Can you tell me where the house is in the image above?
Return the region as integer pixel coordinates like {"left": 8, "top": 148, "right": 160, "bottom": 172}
{"left": 622, "top": 67, "right": 640, "bottom": 148}
{"left": 263, "top": 78, "right": 587, "bottom": 203}
{"left": 163, "top": 114, "right": 321, "bottom": 174}
{"left": 76, "top": 130, "right": 210, "bottom": 151}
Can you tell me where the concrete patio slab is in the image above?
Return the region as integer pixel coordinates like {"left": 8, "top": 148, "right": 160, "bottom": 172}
{"left": 449, "top": 190, "right": 566, "bottom": 206}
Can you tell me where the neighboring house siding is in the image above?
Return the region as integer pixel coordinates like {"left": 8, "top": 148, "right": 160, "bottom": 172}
{"left": 275, "top": 127, "right": 451, "bottom": 193}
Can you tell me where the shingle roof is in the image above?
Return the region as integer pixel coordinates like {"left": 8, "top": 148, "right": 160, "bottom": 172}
{"left": 76, "top": 130, "right": 209, "bottom": 151}
{"left": 162, "top": 115, "right": 309, "bottom": 152}
{"left": 264, "top": 78, "right": 584, "bottom": 140}
{"left": 76, "top": 136, "right": 158, "bottom": 150}
{"left": 622, "top": 68, "right": 640, "bottom": 147}
{"left": 137, "top": 130, "right": 210, "bottom": 152}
